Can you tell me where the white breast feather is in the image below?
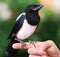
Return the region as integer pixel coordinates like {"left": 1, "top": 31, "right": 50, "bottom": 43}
{"left": 16, "top": 19, "right": 37, "bottom": 40}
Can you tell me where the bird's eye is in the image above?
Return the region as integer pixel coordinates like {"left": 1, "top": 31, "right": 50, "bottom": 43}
{"left": 31, "top": 5, "right": 37, "bottom": 10}
{"left": 31, "top": 6, "right": 34, "bottom": 9}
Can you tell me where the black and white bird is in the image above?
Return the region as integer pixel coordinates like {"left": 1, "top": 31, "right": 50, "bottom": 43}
{"left": 5, "top": 4, "right": 43, "bottom": 57}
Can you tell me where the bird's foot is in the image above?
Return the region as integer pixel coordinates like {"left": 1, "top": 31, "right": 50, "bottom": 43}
{"left": 14, "top": 38, "right": 26, "bottom": 48}
{"left": 28, "top": 40, "right": 36, "bottom": 48}
{"left": 14, "top": 38, "right": 36, "bottom": 48}
{"left": 20, "top": 40, "right": 26, "bottom": 49}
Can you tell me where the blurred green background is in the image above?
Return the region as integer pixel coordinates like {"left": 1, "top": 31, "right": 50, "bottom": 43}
{"left": 0, "top": 0, "right": 60, "bottom": 57}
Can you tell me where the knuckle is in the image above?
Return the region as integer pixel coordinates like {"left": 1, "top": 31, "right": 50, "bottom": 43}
{"left": 47, "top": 40, "right": 53, "bottom": 42}
{"left": 47, "top": 40, "right": 54, "bottom": 44}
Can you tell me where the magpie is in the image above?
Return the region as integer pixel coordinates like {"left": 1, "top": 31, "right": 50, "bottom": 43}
{"left": 5, "top": 4, "right": 43, "bottom": 57}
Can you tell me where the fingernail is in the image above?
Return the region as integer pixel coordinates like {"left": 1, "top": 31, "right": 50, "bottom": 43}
{"left": 38, "top": 49, "right": 43, "bottom": 53}
{"left": 12, "top": 44, "right": 16, "bottom": 49}
{"left": 38, "top": 49, "right": 47, "bottom": 56}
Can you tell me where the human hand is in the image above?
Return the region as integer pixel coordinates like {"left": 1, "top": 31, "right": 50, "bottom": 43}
{"left": 12, "top": 40, "right": 60, "bottom": 57}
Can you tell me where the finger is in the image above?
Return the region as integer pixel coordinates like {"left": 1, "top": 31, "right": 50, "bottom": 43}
{"left": 29, "top": 55, "right": 41, "bottom": 57}
{"left": 29, "top": 55, "right": 49, "bottom": 57}
{"left": 12, "top": 41, "right": 42, "bottom": 49}
{"left": 28, "top": 48, "right": 47, "bottom": 56}
{"left": 46, "top": 46, "right": 60, "bottom": 57}
{"left": 41, "top": 55, "right": 50, "bottom": 57}
{"left": 39, "top": 40, "right": 57, "bottom": 51}
{"left": 12, "top": 42, "right": 34, "bottom": 49}
{"left": 39, "top": 40, "right": 60, "bottom": 57}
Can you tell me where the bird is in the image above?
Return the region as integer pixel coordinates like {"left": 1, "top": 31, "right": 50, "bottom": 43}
{"left": 5, "top": 4, "right": 43, "bottom": 57}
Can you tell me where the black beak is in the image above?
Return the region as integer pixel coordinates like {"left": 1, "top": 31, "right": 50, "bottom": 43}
{"left": 34, "top": 4, "right": 43, "bottom": 10}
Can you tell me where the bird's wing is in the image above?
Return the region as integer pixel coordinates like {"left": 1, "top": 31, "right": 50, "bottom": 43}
{"left": 8, "top": 13, "right": 26, "bottom": 39}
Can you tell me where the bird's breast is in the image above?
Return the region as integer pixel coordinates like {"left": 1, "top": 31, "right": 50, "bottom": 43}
{"left": 16, "top": 19, "right": 37, "bottom": 40}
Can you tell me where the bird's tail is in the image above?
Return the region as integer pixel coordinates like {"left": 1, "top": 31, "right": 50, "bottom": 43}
{"left": 5, "top": 37, "right": 20, "bottom": 57}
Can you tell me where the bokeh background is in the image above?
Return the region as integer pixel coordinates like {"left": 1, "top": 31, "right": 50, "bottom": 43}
{"left": 0, "top": 0, "right": 60, "bottom": 57}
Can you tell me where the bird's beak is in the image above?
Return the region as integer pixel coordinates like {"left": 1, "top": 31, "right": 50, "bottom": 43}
{"left": 34, "top": 5, "right": 43, "bottom": 10}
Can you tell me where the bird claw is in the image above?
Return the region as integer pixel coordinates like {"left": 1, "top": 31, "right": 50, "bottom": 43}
{"left": 20, "top": 41, "right": 26, "bottom": 49}
{"left": 14, "top": 38, "right": 36, "bottom": 48}
{"left": 28, "top": 40, "right": 36, "bottom": 48}
{"left": 14, "top": 38, "right": 26, "bottom": 48}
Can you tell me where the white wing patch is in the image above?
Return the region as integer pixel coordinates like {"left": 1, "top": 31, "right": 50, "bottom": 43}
{"left": 16, "top": 13, "right": 26, "bottom": 21}
{"left": 16, "top": 19, "right": 37, "bottom": 40}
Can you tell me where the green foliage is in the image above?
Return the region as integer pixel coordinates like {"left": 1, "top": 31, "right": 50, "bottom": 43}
{"left": 0, "top": 19, "right": 15, "bottom": 56}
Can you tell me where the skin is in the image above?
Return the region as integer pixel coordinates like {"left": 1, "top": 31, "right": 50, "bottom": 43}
{"left": 12, "top": 40, "right": 60, "bottom": 57}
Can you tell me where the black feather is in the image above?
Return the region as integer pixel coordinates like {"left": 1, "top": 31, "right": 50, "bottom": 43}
{"left": 8, "top": 14, "right": 25, "bottom": 39}
{"left": 26, "top": 13, "right": 40, "bottom": 26}
{"left": 5, "top": 37, "right": 20, "bottom": 57}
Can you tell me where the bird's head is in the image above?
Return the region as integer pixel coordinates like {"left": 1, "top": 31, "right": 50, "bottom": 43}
{"left": 25, "top": 4, "right": 43, "bottom": 14}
